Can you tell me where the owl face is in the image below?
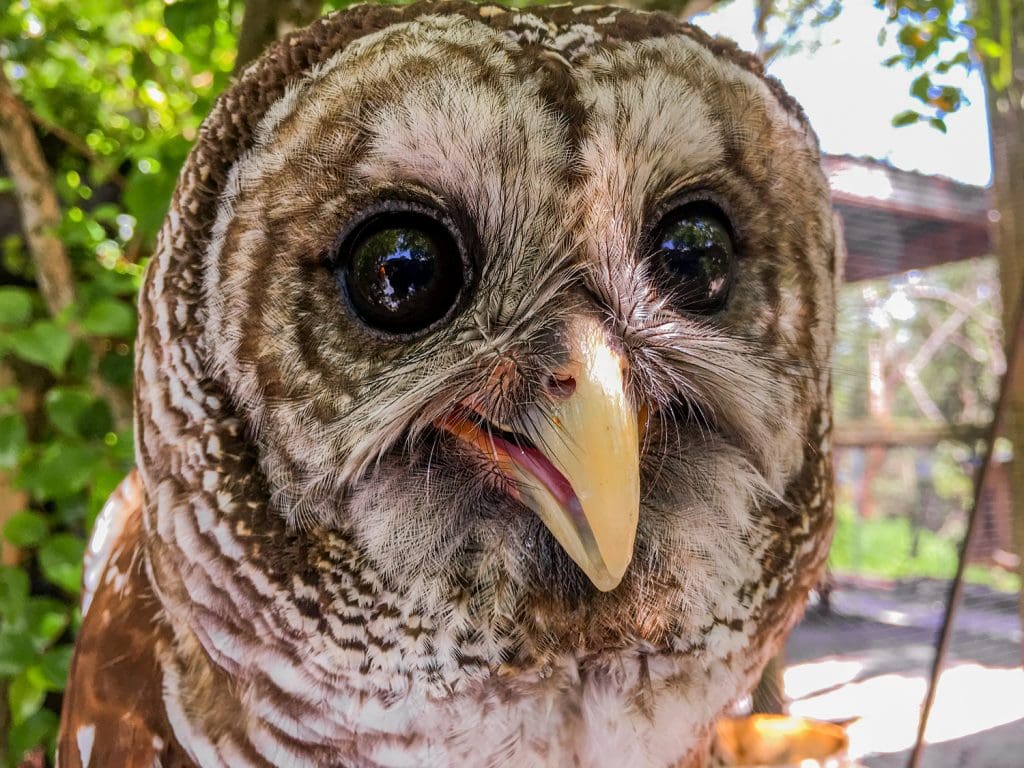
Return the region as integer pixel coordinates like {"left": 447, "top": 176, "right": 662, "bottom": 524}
{"left": 143, "top": 2, "right": 837, "bottom": 674}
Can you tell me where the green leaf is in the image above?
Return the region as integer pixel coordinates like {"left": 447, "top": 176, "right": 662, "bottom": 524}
{"left": 976, "top": 37, "right": 1004, "bottom": 60}
{"left": 0, "top": 412, "right": 28, "bottom": 469}
{"left": 81, "top": 298, "right": 136, "bottom": 337}
{"left": 92, "top": 265, "right": 141, "bottom": 297}
{"left": 929, "top": 116, "right": 948, "bottom": 133}
{"left": 25, "top": 598, "right": 69, "bottom": 651}
{"left": 89, "top": 203, "right": 122, "bottom": 224}
{"left": 38, "top": 533, "right": 85, "bottom": 595}
{"left": 935, "top": 85, "right": 963, "bottom": 113}
{"left": 0, "top": 566, "right": 30, "bottom": 620}
{"left": 6, "top": 320, "right": 73, "bottom": 375}
{"left": 44, "top": 387, "right": 112, "bottom": 439}
{"left": 0, "top": 385, "right": 18, "bottom": 408}
{"left": 0, "top": 631, "right": 36, "bottom": 677}
{"left": 51, "top": 495, "right": 87, "bottom": 527}
{"left": 0, "top": 287, "right": 33, "bottom": 328}
{"left": 892, "top": 110, "right": 921, "bottom": 127}
{"left": 8, "top": 672, "right": 45, "bottom": 725}
{"left": 99, "top": 348, "right": 134, "bottom": 389}
{"left": 910, "top": 73, "right": 932, "bottom": 102}
{"left": 164, "top": 0, "right": 219, "bottom": 43}
{"left": 3, "top": 511, "right": 49, "bottom": 547}
{"left": 7, "top": 708, "right": 58, "bottom": 767}
{"left": 88, "top": 462, "right": 130, "bottom": 525}
{"left": 20, "top": 442, "right": 99, "bottom": 500}
{"left": 65, "top": 337, "right": 94, "bottom": 381}
{"left": 79, "top": 398, "right": 115, "bottom": 439}
{"left": 123, "top": 167, "right": 177, "bottom": 237}
{"left": 36, "top": 645, "right": 73, "bottom": 690}
{"left": 44, "top": 387, "right": 92, "bottom": 436}
{"left": 934, "top": 50, "right": 970, "bottom": 75}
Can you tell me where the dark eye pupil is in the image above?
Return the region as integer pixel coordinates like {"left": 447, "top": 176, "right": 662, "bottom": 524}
{"left": 339, "top": 212, "right": 463, "bottom": 334}
{"left": 652, "top": 204, "right": 735, "bottom": 312}
{"left": 355, "top": 229, "right": 439, "bottom": 311}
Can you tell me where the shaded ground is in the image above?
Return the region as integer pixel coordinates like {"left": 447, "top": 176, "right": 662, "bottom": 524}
{"left": 783, "top": 574, "right": 1023, "bottom": 768}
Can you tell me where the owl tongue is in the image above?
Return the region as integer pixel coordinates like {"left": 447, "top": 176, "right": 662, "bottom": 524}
{"left": 434, "top": 408, "right": 577, "bottom": 508}
{"left": 490, "top": 434, "right": 580, "bottom": 513}
{"left": 435, "top": 408, "right": 608, "bottom": 583}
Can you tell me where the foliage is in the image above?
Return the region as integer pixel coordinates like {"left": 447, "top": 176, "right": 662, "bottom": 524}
{"left": 0, "top": 0, "right": 246, "bottom": 761}
{"left": 832, "top": 259, "right": 1003, "bottom": 559}
{"left": 874, "top": 0, "right": 1014, "bottom": 132}
{"left": 829, "top": 501, "right": 1021, "bottom": 593}
{"left": 749, "top": 0, "right": 1013, "bottom": 132}
{"left": 750, "top": 0, "right": 844, "bottom": 61}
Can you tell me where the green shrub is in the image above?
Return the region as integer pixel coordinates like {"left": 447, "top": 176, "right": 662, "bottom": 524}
{"left": 0, "top": 1, "right": 241, "bottom": 761}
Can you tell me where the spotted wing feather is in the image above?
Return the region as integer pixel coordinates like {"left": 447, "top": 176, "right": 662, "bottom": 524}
{"left": 58, "top": 472, "right": 192, "bottom": 768}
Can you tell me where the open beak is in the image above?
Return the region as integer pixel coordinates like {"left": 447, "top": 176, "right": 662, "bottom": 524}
{"left": 437, "top": 317, "right": 640, "bottom": 592}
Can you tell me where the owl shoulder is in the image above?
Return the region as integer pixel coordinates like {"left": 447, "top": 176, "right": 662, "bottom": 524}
{"left": 58, "top": 471, "right": 193, "bottom": 768}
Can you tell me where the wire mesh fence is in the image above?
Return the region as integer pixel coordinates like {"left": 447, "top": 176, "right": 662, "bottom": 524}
{"left": 753, "top": 195, "right": 1023, "bottom": 766}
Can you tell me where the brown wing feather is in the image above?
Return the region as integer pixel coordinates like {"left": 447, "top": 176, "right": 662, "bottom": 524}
{"left": 58, "top": 471, "right": 194, "bottom": 768}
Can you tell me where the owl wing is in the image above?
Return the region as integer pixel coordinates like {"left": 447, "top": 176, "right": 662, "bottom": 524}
{"left": 58, "top": 471, "right": 193, "bottom": 768}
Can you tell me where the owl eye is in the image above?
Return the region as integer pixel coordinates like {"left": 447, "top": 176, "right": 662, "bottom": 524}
{"left": 336, "top": 210, "right": 465, "bottom": 335}
{"left": 649, "top": 203, "right": 736, "bottom": 313}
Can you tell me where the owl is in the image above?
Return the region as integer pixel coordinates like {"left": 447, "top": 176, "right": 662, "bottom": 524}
{"left": 58, "top": 2, "right": 840, "bottom": 767}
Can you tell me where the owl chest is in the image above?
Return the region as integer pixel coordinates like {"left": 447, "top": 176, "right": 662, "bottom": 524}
{"left": 169, "top": 649, "right": 712, "bottom": 768}
{"left": 391, "top": 676, "right": 707, "bottom": 768}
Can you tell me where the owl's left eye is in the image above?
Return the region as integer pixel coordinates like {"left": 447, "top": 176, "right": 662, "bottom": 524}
{"left": 649, "top": 202, "right": 736, "bottom": 313}
{"left": 334, "top": 209, "right": 466, "bottom": 335}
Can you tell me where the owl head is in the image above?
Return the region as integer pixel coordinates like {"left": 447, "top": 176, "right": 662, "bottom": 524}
{"left": 137, "top": 0, "right": 839, "bottom": 682}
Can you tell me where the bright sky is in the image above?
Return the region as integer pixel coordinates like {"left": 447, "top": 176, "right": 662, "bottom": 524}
{"left": 694, "top": 1, "right": 992, "bottom": 186}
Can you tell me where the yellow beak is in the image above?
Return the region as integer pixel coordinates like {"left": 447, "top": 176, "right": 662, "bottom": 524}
{"left": 439, "top": 318, "right": 641, "bottom": 592}
{"left": 510, "top": 317, "right": 640, "bottom": 591}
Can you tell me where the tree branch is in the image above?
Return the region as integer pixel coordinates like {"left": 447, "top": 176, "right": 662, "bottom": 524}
{"left": 678, "top": 0, "right": 719, "bottom": 20}
{"left": 0, "top": 67, "right": 75, "bottom": 316}
{"left": 235, "top": 0, "right": 324, "bottom": 74}
{"left": 26, "top": 110, "right": 125, "bottom": 188}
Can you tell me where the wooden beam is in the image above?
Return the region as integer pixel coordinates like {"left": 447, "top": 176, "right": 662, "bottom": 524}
{"left": 834, "top": 421, "right": 990, "bottom": 448}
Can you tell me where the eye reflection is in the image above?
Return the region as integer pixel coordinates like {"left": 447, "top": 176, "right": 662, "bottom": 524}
{"left": 651, "top": 204, "right": 735, "bottom": 312}
{"left": 354, "top": 229, "right": 440, "bottom": 311}
{"left": 338, "top": 210, "right": 465, "bottom": 335}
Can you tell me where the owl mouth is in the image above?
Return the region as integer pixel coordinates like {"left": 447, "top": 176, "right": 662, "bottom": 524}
{"left": 452, "top": 406, "right": 538, "bottom": 453}
{"left": 437, "top": 406, "right": 583, "bottom": 523}
{"left": 434, "top": 317, "right": 642, "bottom": 592}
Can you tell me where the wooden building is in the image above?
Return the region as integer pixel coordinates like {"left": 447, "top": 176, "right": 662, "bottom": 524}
{"left": 826, "top": 155, "right": 1017, "bottom": 565}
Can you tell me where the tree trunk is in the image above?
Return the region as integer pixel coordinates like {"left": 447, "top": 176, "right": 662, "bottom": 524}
{"left": 235, "top": 0, "right": 325, "bottom": 74}
{"left": 976, "top": 0, "right": 1024, "bottom": 660}
{"left": 0, "top": 68, "right": 74, "bottom": 316}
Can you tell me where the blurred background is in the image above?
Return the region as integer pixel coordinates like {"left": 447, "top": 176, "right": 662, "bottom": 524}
{"left": 0, "top": 1, "right": 1021, "bottom": 766}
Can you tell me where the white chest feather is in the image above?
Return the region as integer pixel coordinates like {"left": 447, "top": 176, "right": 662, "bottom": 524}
{"left": 163, "top": 644, "right": 748, "bottom": 768}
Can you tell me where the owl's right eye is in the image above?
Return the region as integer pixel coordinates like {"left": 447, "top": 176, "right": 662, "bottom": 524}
{"left": 334, "top": 210, "right": 466, "bottom": 335}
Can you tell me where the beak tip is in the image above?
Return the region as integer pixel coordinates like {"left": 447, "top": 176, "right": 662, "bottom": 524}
{"left": 593, "top": 576, "right": 624, "bottom": 593}
{"left": 583, "top": 559, "right": 630, "bottom": 592}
